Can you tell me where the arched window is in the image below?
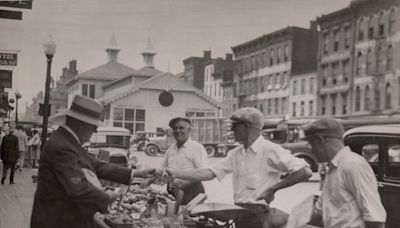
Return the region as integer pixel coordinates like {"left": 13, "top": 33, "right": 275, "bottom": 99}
{"left": 366, "top": 49, "right": 373, "bottom": 74}
{"left": 376, "top": 45, "right": 385, "bottom": 72}
{"left": 378, "top": 11, "right": 385, "bottom": 36}
{"left": 355, "top": 86, "right": 361, "bottom": 112}
{"left": 358, "top": 18, "right": 365, "bottom": 41}
{"left": 368, "top": 15, "right": 375, "bottom": 39}
{"left": 385, "top": 83, "right": 392, "bottom": 109}
{"left": 374, "top": 84, "right": 381, "bottom": 110}
{"left": 356, "top": 52, "right": 363, "bottom": 76}
{"left": 365, "top": 85, "right": 371, "bottom": 111}
{"left": 387, "top": 45, "right": 393, "bottom": 70}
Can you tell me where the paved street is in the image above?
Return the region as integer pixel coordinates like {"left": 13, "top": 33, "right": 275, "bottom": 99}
{"left": 0, "top": 150, "right": 320, "bottom": 227}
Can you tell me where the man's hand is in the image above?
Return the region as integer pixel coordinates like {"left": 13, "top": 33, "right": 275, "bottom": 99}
{"left": 105, "top": 189, "right": 120, "bottom": 203}
{"left": 133, "top": 168, "right": 156, "bottom": 178}
{"left": 256, "top": 188, "right": 276, "bottom": 204}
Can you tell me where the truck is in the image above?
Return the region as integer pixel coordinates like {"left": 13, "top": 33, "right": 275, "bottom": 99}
{"left": 144, "top": 117, "right": 234, "bottom": 157}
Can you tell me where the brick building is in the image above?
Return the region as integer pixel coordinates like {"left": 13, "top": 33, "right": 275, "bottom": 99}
{"left": 230, "top": 24, "right": 318, "bottom": 118}
{"left": 182, "top": 50, "right": 214, "bottom": 90}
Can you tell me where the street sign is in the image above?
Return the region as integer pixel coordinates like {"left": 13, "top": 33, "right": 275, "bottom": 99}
{"left": 39, "top": 103, "right": 51, "bottom": 117}
{"left": 0, "top": 53, "right": 17, "bottom": 66}
{"left": 0, "top": 70, "right": 12, "bottom": 88}
{"left": 0, "top": 9, "right": 22, "bottom": 20}
{"left": 0, "top": 0, "right": 33, "bottom": 10}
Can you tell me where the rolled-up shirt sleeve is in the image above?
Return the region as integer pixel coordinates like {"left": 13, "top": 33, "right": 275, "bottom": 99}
{"left": 268, "top": 145, "right": 308, "bottom": 173}
{"left": 343, "top": 160, "right": 386, "bottom": 222}
{"left": 209, "top": 151, "right": 234, "bottom": 181}
{"left": 194, "top": 144, "right": 208, "bottom": 169}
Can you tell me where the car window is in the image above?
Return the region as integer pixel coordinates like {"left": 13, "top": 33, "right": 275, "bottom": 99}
{"left": 385, "top": 144, "right": 400, "bottom": 179}
{"left": 361, "top": 144, "right": 379, "bottom": 163}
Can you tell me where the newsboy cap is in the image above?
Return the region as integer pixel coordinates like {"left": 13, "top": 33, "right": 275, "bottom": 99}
{"left": 228, "top": 107, "right": 264, "bottom": 130}
{"left": 301, "top": 118, "right": 344, "bottom": 140}
{"left": 169, "top": 116, "right": 191, "bottom": 128}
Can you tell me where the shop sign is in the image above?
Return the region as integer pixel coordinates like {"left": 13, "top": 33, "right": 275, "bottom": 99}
{"left": 0, "top": 53, "right": 17, "bottom": 66}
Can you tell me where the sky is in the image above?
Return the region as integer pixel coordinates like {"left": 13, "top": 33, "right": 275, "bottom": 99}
{"left": 0, "top": 0, "right": 352, "bottom": 112}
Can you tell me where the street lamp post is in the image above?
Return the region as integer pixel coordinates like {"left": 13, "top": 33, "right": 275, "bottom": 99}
{"left": 15, "top": 92, "right": 21, "bottom": 127}
{"left": 42, "top": 37, "right": 56, "bottom": 149}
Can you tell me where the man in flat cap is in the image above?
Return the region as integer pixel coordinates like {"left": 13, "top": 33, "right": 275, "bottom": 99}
{"left": 161, "top": 116, "right": 208, "bottom": 206}
{"left": 303, "top": 118, "right": 386, "bottom": 228}
{"left": 31, "top": 95, "right": 156, "bottom": 228}
{"left": 167, "top": 107, "right": 312, "bottom": 228}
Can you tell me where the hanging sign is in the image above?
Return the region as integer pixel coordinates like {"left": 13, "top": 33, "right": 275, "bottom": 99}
{"left": 0, "top": 53, "right": 17, "bottom": 66}
{"left": 0, "top": 70, "right": 12, "bottom": 88}
{"left": 159, "top": 90, "right": 174, "bottom": 107}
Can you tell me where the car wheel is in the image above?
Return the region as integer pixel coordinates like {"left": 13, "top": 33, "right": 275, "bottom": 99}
{"left": 300, "top": 156, "right": 317, "bottom": 172}
{"left": 137, "top": 142, "right": 145, "bottom": 151}
{"left": 205, "top": 145, "right": 216, "bottom": 157}
{"left": 145, "top": 145, "right": 159, "bottom": 157}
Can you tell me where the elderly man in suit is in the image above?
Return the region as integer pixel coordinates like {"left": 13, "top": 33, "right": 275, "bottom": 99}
{"left": 1, "top": 127, "right": 19, "bottom": 185}
{"left": 31, "top": 95, "right": 156, "bottom": 228}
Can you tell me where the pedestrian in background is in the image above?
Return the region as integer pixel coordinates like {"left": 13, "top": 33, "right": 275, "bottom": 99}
{"left": 1, "top": 127, "right": 19, "bottom": 185}
{"left": 30, "top": 129, "right": 41, "bottom": 168}
{"left": 161, "top": 116, "right": 208, "bottom": 205}
{"left": 14, "top": 125, "right": 28, "bottom": 171}
{"left": 303, "top": 118, "right": 386, "bottom": 228}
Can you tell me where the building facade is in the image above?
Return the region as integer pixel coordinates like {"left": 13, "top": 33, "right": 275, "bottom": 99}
{"left": 182, "top": 50, "right": 214, "bottom": 90}
{"left": 230, "top": 24, "right": 318, "bottom": 118}
{"left": 289, "top": 72, "right": 318, "bottom": 118}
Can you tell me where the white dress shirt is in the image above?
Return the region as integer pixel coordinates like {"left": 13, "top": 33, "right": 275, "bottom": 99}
{"left": 162, "top": 138, "right": 208, "bottom": 170}
{"left": 210, "top": 135, "right": 308, "bottom": 204}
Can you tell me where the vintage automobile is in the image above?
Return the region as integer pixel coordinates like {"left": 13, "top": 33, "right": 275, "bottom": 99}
{"left": 88, "top": 127, "right": 132, "bottom": 167}
{"left": 144, "top": 129, "right": 175, "bottom": 156}
{"left": 131, "top": 131, "right": 159, "bottom": 151}
{"left": 344, "top": 124, "right": 400, "bottom": 227}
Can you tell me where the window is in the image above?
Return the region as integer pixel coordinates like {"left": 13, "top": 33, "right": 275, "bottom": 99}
{"left": 385, "top": 83, "right": 392, "bottom": 109}
{"left": 310, "top": 77, "right": 314, "bottom": 93}
{"left": 260, "top": 103, "right": 264, "bottom": 114}
{"left": 342, "top": 92, "right": 348, "bottom": 115}
{"left": 333, "top": 30, "right": 339, "bottom": 51}
{"left": 332, "top": 62, "right": 339, "bottom": 85}
{"left": 284, "top": 45, "right": 289, "bottom": 61}
{"left": 361, "top": 144, "right": 379, "bottom": 163}
{"left": 355, "top": 87, "right": 361, "bottom": 112}
{"left": 331, "top": 94, "right": 337, "bottom": 115}
{"left": 125, "top": 109, "right": 134, "bottom": 121}
{"left": 274, "top": 98, "right": 279, "bottom": 114}
{"left": 344, "top": 26, "right": 351, "bottom": 49}
{"left": 376, "top": 46, "right": 385, "bottom": 73}
{"left": 321, "top": 96, "right": 326, "bottom": 115}
{"left": 270, "top": 49, "right": 274, "bottom": 66}
{"left": 293, "top": 80, "right": 297, "bottom": 95}
{"left": 387, "top": 45, "right": 393, "bottom": 71}
{"left": 366, "top": 49, "right": 373, "bottom": 74}
{"left": 260, "top": 77, "right": 264, "bottom": 92}
{"left": 343, "top": 60, "right": 350, "bottom": 83}
{"left": 281, "top": 97, "right": 287, "bottom": 114}
{"left": 277, "top": 47, "right": 281, "bottom": 64}
{"left": 368, "top": 15, "right": 374, "bottom": 39}
{"left": 309, "top": 100, "right": 314, "bottom": 116}
{"left": 356, "top": 52, "right": 363, "bottom": 76}
{"left": 378, "top": 23, "right": 385, "bottom": 36}
{"left": 89, "top": 85, "right": 95, "bottom": 98}
{"left": 374, "top": 85, "right": 380, "bottom": 110}
{"left": 386, "top": 144, "right": 400, "bottom": 179}
{"left": 365, "top": 85, "right": 371, "bottom": 111}
{"left": 358, "top": 19, "right": 365, "bottom": 41}
{"left": 389, "top": 8, "right": 396, "bottom": 33}
{"left": 301, "top": 78, "right": 306, "bottom": 94}
{"left": 292, "top": 102, "right": 297, "bottom": 117}
{"left": 82, "top": 84, "right": 88, "bottom": 97}
{"left": 113, "top": 108, "right": 123, "bottom": 121}
{"left": 267, "top": 99, "right": 271, "bottom": 115}
{"left": 300, "top": 101, "right": 305, "bottom": 116}
{"left": 323, "top": 33, "right": 329, "bottom": 54}
{"left": 321, "top": 65, "right": 328, "bottom": 86}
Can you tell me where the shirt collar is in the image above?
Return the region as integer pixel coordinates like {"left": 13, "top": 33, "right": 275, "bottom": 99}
{"left": 241, "top": 135, "right": 263, "bottom": 154}
{"left": 60, "top": 125, "right": 81, "bottom": 145}
{"left": 175, "top": 137, "right": 192, "bottom": 149}
{"left": 329, "top": 146, "right": 350, "bottom": 168}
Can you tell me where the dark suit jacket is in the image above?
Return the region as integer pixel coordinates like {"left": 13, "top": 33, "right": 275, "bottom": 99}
{"left": 0, "top": 133, "right": 19, "bottom": 162}
{"left": 31, "top": 126, "right": 132, "bottom": 228}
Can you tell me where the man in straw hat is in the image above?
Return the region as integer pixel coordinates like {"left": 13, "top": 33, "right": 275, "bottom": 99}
{"left": 31, "top": 95, "right": 156, "bottom": 228}
{"left": 302, "top": 118, "right": 386, "bottom": 228}
{"left": 166, "top": 107, "right": 312, "bottom": 228}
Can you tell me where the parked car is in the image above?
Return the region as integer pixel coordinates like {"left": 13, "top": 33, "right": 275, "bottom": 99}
{"left": 344, "top": 124, "right": 400, "bottom": 227}
{"left": 131, "top": 131, "right": 159, "bottom": 151}
{"left": 87, "top": 127, "right": 132, "bottom": 167}
{"left": 145, "top": 129, "right": 175, "bottom": 156}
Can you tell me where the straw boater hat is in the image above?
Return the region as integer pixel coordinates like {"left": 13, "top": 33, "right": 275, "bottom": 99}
{"left": 50, "top": 95, "right": 104, "bottom": 127}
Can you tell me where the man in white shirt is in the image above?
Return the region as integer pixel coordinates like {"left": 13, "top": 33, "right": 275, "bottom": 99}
{"left": 303, "top": 118, "right": 386, "bottom": 228}
{"left": 14, "top": 125, "right": 28, "bottom": 171}
{"left": 167, "top": 107, "right": 312, "bottom": 228}
{"left": 162, "top": 117, "right": 208, "bottom": 205}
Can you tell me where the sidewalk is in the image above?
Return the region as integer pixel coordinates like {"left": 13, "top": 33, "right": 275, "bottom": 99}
{"left": 0, "top": 164, "right": 36, "bottom": 228}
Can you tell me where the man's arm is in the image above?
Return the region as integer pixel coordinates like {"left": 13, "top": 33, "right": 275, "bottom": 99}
{"left": 168, "top": 168, "right": 216, "bottom": 182}
{"left": 257, "top": 166, "right": 312, "bottom": 203}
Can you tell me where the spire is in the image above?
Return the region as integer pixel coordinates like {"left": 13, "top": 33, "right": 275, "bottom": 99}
{"left": 141, "top": 31, "right": 157, "bottom": 68}
{"left": 105, "top": 33, "right": 120, "bottom": 62}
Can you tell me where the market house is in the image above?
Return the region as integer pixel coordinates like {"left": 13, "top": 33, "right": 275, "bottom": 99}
{"left": 99, "top": 72, "right": 221, "bottom": 134}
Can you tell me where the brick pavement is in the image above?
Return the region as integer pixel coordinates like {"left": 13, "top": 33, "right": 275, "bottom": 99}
{"left": 0, "top": 163, "right": 36, "bottom": 228}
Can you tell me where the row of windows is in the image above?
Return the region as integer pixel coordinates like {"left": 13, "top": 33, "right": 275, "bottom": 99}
{"left": 354, "top": 83, "right": 395, "bottom": 112}
{"left": 322, "top": 25, "right": 351, "bottom": 54}
{"left": 292, "top": 77, "right": 315, "bottom": 96}
{"left": 236, "top": 72, "right": 289, "bottom": 96}
{"left": 82, "top": 84, "right": 95, "bottom": 99}
{"left": 113, "top": 108, "right": 145, "bottom": 134}
{"left": 358, "top": 8, "right": 397, "bottom": 42}
{"left": 205, "top": 82, "right": 223, "bottom": 99}
{"left": 356, "top": 45, "right": 393, "bottom": 75}
{"left": 321, "top": 60, "right": 350, "bottom": 87}
{"left": 320, "top": 92, "right": 349, "bottom": 116}
{"left": 292, "top": 100, "right": 314, "bottom": 117}
{"left": 236, "top": 44, "right": 290, "bottom": 73}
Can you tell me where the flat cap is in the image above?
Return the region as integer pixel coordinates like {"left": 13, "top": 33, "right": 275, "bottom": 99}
{"left": 301, "top": 118, "right": 344, "bottom": 140}
{"left": 229, "top": 107, "right": 264, "bottom": 129}
{"left": 169, "top": 116, "right": 191, "bottom": 128}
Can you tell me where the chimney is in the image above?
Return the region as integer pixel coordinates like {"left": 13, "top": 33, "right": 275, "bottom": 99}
{"left": 203, "top": 50, "right": 211, "bottom": 59}
{"left": 310, "top": 20, "right": 317, "bottom": 31}
{"left": 225, "top": 53, "right": 233, "bottom": 61}
{"left": 69, "top": 60, "right": 77, "bottom": 72}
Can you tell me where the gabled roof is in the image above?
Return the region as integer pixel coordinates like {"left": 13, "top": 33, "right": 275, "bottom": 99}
{"left": 99, "top": 72, "right": 221, "bottom": 108}
{"left": 103, "top": 66, "right": 164, "bottom": 89}
{"left": 75, "top": 60, "right": 138, "bottom": 80}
